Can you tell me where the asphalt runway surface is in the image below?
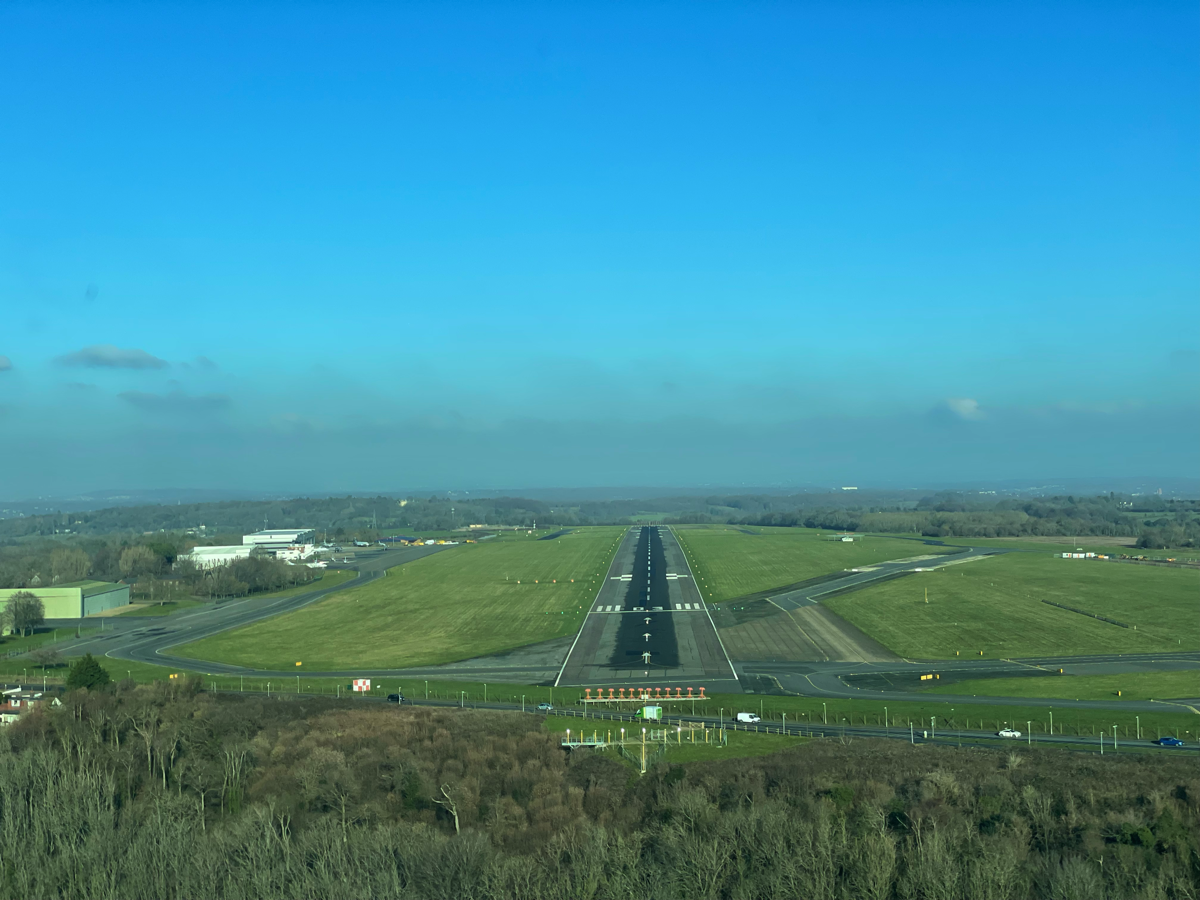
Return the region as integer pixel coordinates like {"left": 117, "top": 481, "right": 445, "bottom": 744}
{"left": 555, "top": 526, "right": 739, "bottom": 690}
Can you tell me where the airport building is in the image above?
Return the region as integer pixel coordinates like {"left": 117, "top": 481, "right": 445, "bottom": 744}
{"left": 0, "top": 581, "right": 130, "bottom": 620}
{"left": 242, "top": 529, "right": 316, "bottom": 551}
{"left": 184, "top": 545, "right": 256, "bottom": 568}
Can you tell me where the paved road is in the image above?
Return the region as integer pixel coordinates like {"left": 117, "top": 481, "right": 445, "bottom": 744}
{"left": 213, "top": 689, "right": 1200, "bottom": 756}
{"left": 555, "top": 526, "right": 739, "bottom": 690}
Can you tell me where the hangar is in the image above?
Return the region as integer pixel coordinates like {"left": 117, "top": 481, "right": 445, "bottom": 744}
{"left": 0, "top": 580, "right": 130, "bottom": 619}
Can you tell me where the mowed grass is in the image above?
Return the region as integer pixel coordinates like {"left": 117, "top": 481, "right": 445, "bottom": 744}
{"left": 674, "top": 526, "right": 939, "bottom": 602}
{"left": 823, "top": 552, "right": 1199, "bottom": 659}
{"left": 926, "top": 670, "right": 1200, "bottom": 702}
{"left": 174, "top": 527, "right": 625, "bottom": 670}
{"left": 119, "top": 570, "right": 358, "bottom": 617}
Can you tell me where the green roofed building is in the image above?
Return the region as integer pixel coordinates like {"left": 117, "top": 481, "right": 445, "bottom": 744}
{"left": 0, "top": 581, "right": 130, "bottom": 619}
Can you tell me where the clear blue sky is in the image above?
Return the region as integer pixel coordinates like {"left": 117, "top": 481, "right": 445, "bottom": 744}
{"left": 1, "top": 2, "right": 1196, "bottom": 496}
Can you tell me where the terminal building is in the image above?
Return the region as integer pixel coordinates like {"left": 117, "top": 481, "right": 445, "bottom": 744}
{"left": 182, "top": 528, "right": 318, "bottom": 569}
{"left": 184, "top": 545, "right": 256, "bottom": 568}
{"left": 242, "top": 529, "right": 316, "bottom": 551}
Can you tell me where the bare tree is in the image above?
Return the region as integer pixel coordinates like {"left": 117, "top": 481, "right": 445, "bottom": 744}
{"left": 29, "top": 646, "right": 62, "bottom": 669}
{"left": 433, "top": 784, "right": 461, "bottom": 834}
{"left": 6, "top": 591, "right": 45, "bottom": 637}
{"left": 51, "top": 548, "right": 90, "bottom": 584}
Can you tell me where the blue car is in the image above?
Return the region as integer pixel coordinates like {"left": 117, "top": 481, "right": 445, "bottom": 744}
{"left": 1153, "top": 737, "right": 1184, "bottom": 747}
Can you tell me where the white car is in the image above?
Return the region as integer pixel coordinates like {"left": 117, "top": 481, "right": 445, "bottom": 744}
{"left": 997, "top": 728, "right": 1022, "bottom": 738}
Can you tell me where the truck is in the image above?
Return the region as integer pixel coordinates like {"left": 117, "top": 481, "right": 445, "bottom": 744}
{"left": 635, "top": 706, "right": 662, "bottom": 721}
{"left": 736, "top": 712, "right": 761, "bottom": 724}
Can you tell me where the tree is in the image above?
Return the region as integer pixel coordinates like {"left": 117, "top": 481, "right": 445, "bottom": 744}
{"left": 5, "top": 591, "right": 45, "bottom": 637}
{"left": 119, "top": 545, "right": 161, "bottom": 579}
{"left": 50, "top": 548, "right": 90, "bottom": 584}
{"left": 28, "top": 646, "right": 62, "bottom": 669}
{"left": 65, "top": 653, "right": 111, "bottom": 690}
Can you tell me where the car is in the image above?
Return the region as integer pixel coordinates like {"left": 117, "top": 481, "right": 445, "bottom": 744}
{"left": 1153, "top": 736, "right": 1185, "bottom": 747}
{"left": 536, "top": 702, "right": 554, "bottom": 712}
{"left": 997, "top": 728, "right": 1022, "bottom": 738}
{"left": 386, "top": 693, "right": 406, "bottom": 704}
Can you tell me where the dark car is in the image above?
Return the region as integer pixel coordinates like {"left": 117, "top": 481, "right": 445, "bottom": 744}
{"left": 1153, "top": 736, "right": 1184, "bottom": 747}
{"left": 386, "top": 693, "right": 406, "bottom": 704}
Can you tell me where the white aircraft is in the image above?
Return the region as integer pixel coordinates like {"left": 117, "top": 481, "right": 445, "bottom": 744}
{"left": 354, "top": 540, "right": 370, "bottom": 547}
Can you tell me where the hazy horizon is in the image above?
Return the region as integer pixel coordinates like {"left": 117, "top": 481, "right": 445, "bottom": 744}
{"left": 2, "top": 2, "right": 1196, "bottom": 497}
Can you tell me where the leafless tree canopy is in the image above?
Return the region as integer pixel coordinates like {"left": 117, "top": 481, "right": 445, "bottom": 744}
{"left": 0, "top": 684, "right": 1196, "bottom": 898}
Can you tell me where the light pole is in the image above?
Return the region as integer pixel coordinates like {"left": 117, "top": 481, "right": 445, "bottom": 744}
{"left": 425, "top": 680, "right": 428, "bottom": 699}
{"left": 884, "top": 707, "right": 888, "bottom": 730}
{"left": 822, "top": 702, "right": 827, "bottom": 725}
{"left": 1027, "top": 722, "right": 1032, "bottom": 746}
{"left": 931, "top": 716, "right": 936, "bottom": 739}
{"left": 1113, "top": 725, "right": 1118, "bottom": 750}
{"left": 1049, "top": 710, "right": 1053, "bottom": 735}
{"left": 1136, "top": 716, "right": 1140, "bottom": 740}
{"left": 522, "top": 695, "right": 525, "bottom": 713}
{"left": 460, "top": 691, "right": 465, "bottom": 708}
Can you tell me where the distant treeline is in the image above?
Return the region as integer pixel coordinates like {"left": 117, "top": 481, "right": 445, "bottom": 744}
{"left": 2, "top": 491, "right": 1196, "bottom": 553}
{"left": 1, "top": 682, "right": 1197, "bottom": 899}
{"left": 733, "top": 494, "right": 1200, "bottom": 548}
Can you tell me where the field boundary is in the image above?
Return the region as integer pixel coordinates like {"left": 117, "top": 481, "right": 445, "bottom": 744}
{"left": 1041, "top": 599, "right": 1130, "bottom": 629}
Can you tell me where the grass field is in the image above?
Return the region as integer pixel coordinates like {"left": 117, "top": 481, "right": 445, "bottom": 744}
{"left": 173, "top": 527, "right": 625, "bottom": 670}
{"left": 674, "top": 526, "right": 940, "bottom": 602}
{"left": 119, "top": 569, "right": 358, "bottom": 617}
{"left": 926, "top": 670, "right": 1200, "bottom": 702}
{"left": 930, "top": 535, "right": 1200, "bottom": 562}
{"left": 823, "top": 552, "right": 1199, "bottom": 659}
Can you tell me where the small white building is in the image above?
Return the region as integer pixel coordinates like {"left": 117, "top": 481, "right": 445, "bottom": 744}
{"left": 184, "top": 545, "right": 255, "bottom": 568}
{"left": 243, "top": 529, "right": 316, "bottom": 551}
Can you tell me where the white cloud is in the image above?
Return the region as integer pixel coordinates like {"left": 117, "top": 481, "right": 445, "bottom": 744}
{"left": 945, "top": 397, "right": 984, "bottom": 420}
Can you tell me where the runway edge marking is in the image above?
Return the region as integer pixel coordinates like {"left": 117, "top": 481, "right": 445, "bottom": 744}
{"left": 670, "top": 526, "right": 738, "bottom": 682}
{"left": 554, "top": 527, "right": 634, "bottom": 688}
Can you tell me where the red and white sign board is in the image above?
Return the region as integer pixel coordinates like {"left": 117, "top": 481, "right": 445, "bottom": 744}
{"left": 352, "top": 679, "right": 371, "bottom": 692}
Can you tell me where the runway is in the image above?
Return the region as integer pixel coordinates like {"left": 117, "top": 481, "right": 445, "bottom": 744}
{"left": 555, "top": 526, "right": 739, "bottom": 690}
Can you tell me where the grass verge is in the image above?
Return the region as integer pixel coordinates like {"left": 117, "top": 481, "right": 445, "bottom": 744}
{"left": 822, "top": 551, "right": 1198, "bottom": 658}
{"left": 925, "top": 670, "right": 1200, "bottom": 702}
{"left": 674, "top": 526, "right": 943, "bottom": 603}
{"left": 173, "top": 528, "right": 626, "bottom": 670}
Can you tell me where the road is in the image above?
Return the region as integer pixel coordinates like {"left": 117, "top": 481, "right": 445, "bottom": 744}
{"left": 210, "top": 689, "right": 1200, "bottom": 756}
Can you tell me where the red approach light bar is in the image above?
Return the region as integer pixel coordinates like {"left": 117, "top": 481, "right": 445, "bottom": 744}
{"left": 580, "top": 686, "right": 706, "bottom": 703}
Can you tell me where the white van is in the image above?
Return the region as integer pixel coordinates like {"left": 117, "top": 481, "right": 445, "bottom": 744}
{"left": 736, "top": 712, "right": 761, "bottom": 724}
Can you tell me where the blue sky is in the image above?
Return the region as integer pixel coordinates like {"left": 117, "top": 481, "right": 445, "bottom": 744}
{"left": 1, "top": 1, "right": 1196, "bottom": 496}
